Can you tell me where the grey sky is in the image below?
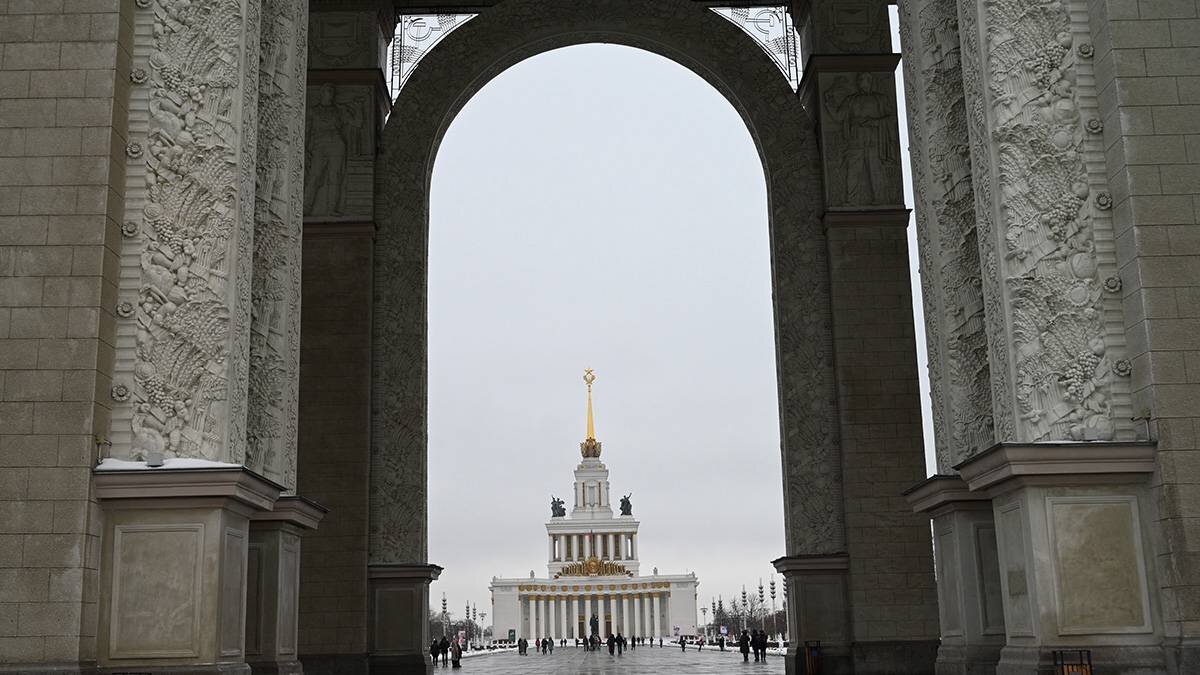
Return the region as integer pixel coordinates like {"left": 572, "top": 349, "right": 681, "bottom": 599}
{"left": 426, "top": 18, "right": 932, "bottom": 626}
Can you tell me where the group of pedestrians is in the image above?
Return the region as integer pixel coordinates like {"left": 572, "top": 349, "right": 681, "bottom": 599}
{"left": 737, "top": 629, "right": 772, "bottom": 662}
{"left": 428, "top": 636, "right": 462, "bottom": 668}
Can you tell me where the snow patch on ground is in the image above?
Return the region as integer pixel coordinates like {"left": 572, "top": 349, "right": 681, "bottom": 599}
{"left": 96, "top": 458, "right": 243, "bottom": 471}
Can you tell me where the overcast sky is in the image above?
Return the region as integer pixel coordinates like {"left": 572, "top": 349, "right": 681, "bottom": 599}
{"left": 425, "top": 11, "right": 930, "bottom": 627}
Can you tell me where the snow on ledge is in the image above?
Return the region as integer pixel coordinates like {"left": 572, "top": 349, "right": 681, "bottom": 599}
{"left": 96, "top": 458, "right": 243, "bottom": 471}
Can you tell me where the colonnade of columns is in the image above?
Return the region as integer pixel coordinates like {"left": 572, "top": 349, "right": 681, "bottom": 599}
{"left": 549, "top": 532, "right": 637, "bottom": 561}
{"left": 522, "top": 593, "right": 667, "bottom": 640}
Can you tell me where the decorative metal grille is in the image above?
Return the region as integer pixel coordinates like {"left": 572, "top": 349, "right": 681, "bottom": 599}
{"left": 388, "top": 14, "right": 477, "bottom": 96}
{"left": 710, "top": 7, "right": 800, "bottom": 90}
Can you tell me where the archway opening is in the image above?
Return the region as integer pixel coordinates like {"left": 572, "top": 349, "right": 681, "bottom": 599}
{"left": 426, "top": 43, "right": 784, "bottom": 640}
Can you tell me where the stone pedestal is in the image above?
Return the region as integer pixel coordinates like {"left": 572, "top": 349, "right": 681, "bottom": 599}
{"left": 773, "top": 555, "right": 851, "bottom": 675}
{"left": 955, "top": 443, "right": 1165, "bottom": 674}
{"left": 367, "top": 564, "right": 442, "bottom": 674}
{"left": 246, "top": 498, "right": 327, "bottom": 675}
{"left": 94, "top": 468, "right": 284, "bottom": 674}
{"left": 906, "top": 476, "right": 1005, "bottom": 675}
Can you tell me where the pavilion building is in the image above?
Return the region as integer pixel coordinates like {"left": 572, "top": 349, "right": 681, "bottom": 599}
{"left": 489, "top": 371, "right": 699, "bottom": 642}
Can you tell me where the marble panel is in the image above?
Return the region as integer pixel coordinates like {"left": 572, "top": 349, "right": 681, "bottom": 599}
{"left": 109, "top": 523, "right": 204, "bottom": 659}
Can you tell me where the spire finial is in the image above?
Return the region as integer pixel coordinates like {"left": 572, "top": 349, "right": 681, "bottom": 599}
{"left": 581, "top": 369, "right": 602, "bottom": 458}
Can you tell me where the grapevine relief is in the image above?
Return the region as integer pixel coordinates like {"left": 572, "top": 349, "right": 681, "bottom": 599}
{"left": 373, "top": 0, "right": 839, "bottom": 562}
{"left": 129, "top": 0, "right": 259, "bottom": 463}
{"left": 960, "top": 0, "right": 1119, "bottom": 441}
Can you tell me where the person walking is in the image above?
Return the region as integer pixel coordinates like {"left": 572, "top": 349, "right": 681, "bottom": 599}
{"left": 718, "top": 635, "right": 726, "bottom": 651}
{"left": 607, "top": 633, "right": 616, "bottom": 655}
{"left": 439, "top": 636, "right": 449, "bottom": 665}
{"left": 680, "top": 635, "right": 687, "bottom": 651}
{"left": 450, "top": 638, "right": 462, "bottom": 669}
{"left": 616, "top": 632, "right": 625, "bottom": 655}
{"left": 547, "top": 636, "right": 554, "bottom": 654}
{"left": 697, "top": 635, "right": 704, "bottom": 651}
{"left": 429, "top": 640, "right": 439, "bottom": 665}
{"left": 738, "top": 629, "right": 751, "bottom": 662}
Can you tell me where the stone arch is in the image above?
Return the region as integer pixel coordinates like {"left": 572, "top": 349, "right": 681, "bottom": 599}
{"left": 370, "top": 0, "right": 838, "bottom": 571}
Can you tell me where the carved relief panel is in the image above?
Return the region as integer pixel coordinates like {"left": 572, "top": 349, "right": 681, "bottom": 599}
{"left": 816, "top": 71, "right": 905, "bottom": 208}
{"left": 111, "top": 0, "right": 263, "bottom": 464}
{"left": 898, "top": 0, "right": 993, "bottom": 469}
{"left": 248, "top": 0, "right": 308, "bottom": 490}
{"left": 303, "top": 82, "right": 376, "bottom": 221}
{"left": 796, "top": 0, "right": 891, "bottom": 56}
{"left": 955, "top": 0, "right": 1132, "bottom": 443}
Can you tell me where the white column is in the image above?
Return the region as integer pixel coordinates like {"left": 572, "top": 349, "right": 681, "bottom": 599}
{"left": 571, "top": 534, "right": 578, "bottom": 560}
{"left": 630, "top": 533, "right": 636, "bottom": 559}
{"left": 548, "top": 535, "right": 555, "bottom": 562}
{"left": 583, "top": 534, "right": 591, "bottom": 558}
{"left": 605, "top": 533, "right": 613, "bottom": 559}
{"left": 531, "top": 596, "right": 539, "bottom": 639}
{"left": 652, "top": 594, "right": 661, "bottom": 639}
{"left": 545, "top": 596, "right": 552, "bottom": 638}
{"left": 616, "top": 533, "right": 624, "bottom": 560}
{"left": 571, "top": 596, "right": 579, "bottom": 639}
{"left": 634, "top": 594, "right": 643, "bottom": 637}
{"left": 624, "top": 590, "right": 633, "bottom": 634}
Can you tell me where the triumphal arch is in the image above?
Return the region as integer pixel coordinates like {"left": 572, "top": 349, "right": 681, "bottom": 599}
{"left": 0, "top": 0, "right": 1195, "bottom": 673}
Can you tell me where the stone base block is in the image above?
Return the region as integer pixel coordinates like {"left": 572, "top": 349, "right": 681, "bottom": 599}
{"left": 245, "top": 659, "right": 303, "bottom": 675}
{"left": 367, "top": 564, "right": 442, "bottom": 675}
{"left": 996, "top": 644, "right": 1166, "bottom": 675}
{"left": 94, "top": 468, "right": 283, "bottom": 675}
{"left": 935, "top": 643, "right": 1003, "bottom": 675}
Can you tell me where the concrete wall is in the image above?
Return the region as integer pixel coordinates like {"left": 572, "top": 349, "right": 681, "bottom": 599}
{"left": 0, "top": 0, "right": 128, "bottom": 664}
{"left": 1089, "top": 0, "right": 1200, "bottom": 661}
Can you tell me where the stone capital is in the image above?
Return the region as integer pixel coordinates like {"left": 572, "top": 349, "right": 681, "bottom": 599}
{"left": 250, "top": 495, "right": 329, "bottom": 530}
{"left": 953, "top": 442, "right": 1158, "bottom": 494}
{"left": 94, "top": 466, "right": 285, "bottom": 517}
{"left": 904, "top": 474, "right": 992, "bottom": 516}
{"left": 772, "top": 553, "right": 849, "bottom": 576}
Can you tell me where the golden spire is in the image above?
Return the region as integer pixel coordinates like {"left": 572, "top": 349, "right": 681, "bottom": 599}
{"left": 581, "top": 368, "right": 602, "bottom": 458}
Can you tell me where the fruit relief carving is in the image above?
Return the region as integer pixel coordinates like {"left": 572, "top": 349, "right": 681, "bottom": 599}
{"left": 963, "top": 0, "right": 1119, "bottom": 442}
{"left": 303, "top": 82, "right": 373, "bottom": 219}
{"left": 248, "top": 0, "right": 306, "bottom": 489}
{"left": 899, "top": 0, "right": 993, "bottom": 468}
{"left": 819, "top": 72, "right": 904, "bottom": 207}
{"left": 129, "top": 0, "right": 259, "bottom": 463}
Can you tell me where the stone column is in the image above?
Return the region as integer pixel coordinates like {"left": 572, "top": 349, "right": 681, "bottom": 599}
{"left": 366, "top": 563, "right": 441, "bottom": 673}
{"left": 956, "top": 444, "right": 1164, "bottom": 672}
{"left": 546, "top": 596, "right": 554, "bottom": 639}
{"left": 247, "top": 0, "right": 308, "bottom": 491}
{"left": 784, "top": 1, "right": 939, "bottom": 672}
{"left": 904, "top": 477, "right": 1004, "bottom": 674}
{"left": 523, "top": 596, "right": 532, "bottom": 640}
{"left": 634, "top": 595, "right": 643, "bottom": 638}
{"left": 953, "top": 0, "right": 1131, "bottom": 448}
{"left": 548, "top": 535, "right": 555, "bottom": 562}
{"left": 573, "top": 534, "right": 581, "bottom": 560}
{"left": 246, "top": 497, "right": 326, "bottom": 675}
{"left": 531, "top": 596, "right": 539, "bottom": 639}
{"left": 608, "top": 533, "right": 616, "bottom": 560}
{"left": 95, "top": 468, "right": 282, "bottom": 673}
{"left": 895, "top": 0, "right": 992, "bottom": 472}
{"left": 623, "top": 595, "right": 632, "bottom": 636}
{"left": 584, "top": 535, "right": 591, "bottom": 559}
{"left": 652, "top": 594, "right": 662, "bottom": 639}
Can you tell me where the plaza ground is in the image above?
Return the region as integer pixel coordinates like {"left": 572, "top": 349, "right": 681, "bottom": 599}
{"left": 446, "top": 645, "right": 786, "bottom": 674}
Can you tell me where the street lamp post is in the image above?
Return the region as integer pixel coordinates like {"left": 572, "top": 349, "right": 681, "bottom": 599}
{"left": 769, "top": 576, "right": 777, "bottom": 641}
{"left": 757, "top": 579, "right": 765, "bottom": 633}
{"left": 441, "top": 593, "right": 448, "bottom": 638}
{"left": 741, "top": 586, "right": 748, "bottom": 632}
{"left": 701, "top": 606, "right": 708, "bottom": 640}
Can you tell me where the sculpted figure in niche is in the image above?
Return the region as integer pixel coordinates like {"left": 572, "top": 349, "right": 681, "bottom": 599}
{"left": 823, "top": 72, "right": 900, "bottom": 205}
{"left": 304, "top": 83, "right": 358, "bottom": 216}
